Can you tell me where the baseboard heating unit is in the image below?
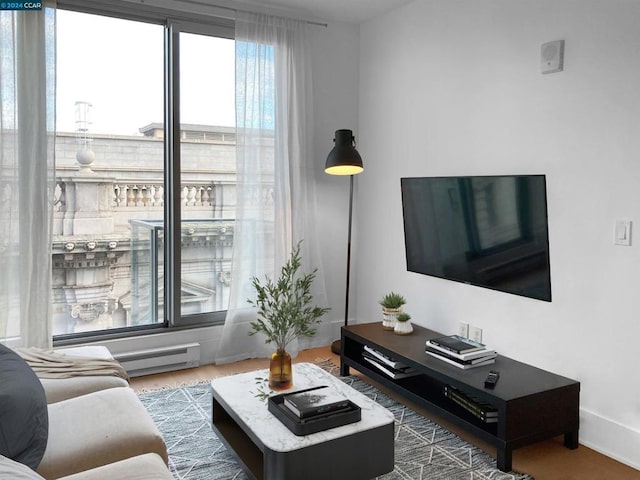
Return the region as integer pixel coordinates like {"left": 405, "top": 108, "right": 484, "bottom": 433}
{"left": 114, "top": 342, "right": 201, "bottom": 377}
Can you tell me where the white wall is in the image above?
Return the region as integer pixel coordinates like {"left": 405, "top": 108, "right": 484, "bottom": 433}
{"left": 309, "top": 21, "right": 361, "bottom": 342}
{"left": 355, "top": 0, "right": 640, "bottom": 469}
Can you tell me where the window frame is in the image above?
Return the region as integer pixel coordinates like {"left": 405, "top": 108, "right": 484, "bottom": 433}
{"left": 53, "top": 1, "right": 235, "bottom": 344}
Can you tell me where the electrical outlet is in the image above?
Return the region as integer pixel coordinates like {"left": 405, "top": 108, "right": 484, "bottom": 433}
{"left": 469, "top": 325, "right": 483, "bottom": 343}
{"left": 457, "top": 322, "right": 469, "bottom": 338}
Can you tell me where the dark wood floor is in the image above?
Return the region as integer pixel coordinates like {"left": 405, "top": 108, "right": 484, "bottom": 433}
{"left": 130, "top": 346, "right": 640, "bottom": 480}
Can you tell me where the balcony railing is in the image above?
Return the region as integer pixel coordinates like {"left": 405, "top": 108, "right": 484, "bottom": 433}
{"left": 55, "top": 180, "right": 218, "bottom": 210}
{"left": 130, "top": 218, "right": 234, "bottom": 326}
{"left": 114, "top": 183, "right": 217, "bottom": 208}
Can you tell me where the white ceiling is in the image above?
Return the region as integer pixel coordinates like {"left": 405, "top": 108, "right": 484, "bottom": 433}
{"left": 223, "top": 0, "right": 415, "bottom": 24}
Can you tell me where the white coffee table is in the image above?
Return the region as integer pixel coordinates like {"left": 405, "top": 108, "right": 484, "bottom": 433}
{"left": 211, "top": 362, "right": 395, "bottom": 480}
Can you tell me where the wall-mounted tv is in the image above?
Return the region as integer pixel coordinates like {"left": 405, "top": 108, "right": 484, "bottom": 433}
{"left": 401, "top": 175, "right": 552, "bottom": 302}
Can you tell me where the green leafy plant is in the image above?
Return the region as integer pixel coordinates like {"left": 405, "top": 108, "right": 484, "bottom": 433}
{"left": 379, "top": 292, "right": 406, "bottom": 309}
{"left": 248, "top": 241, "right": 330, "bottom": 352}
{"left": 252, "top": 376, "right": 272, "bottom": 401}
{"left": 396, "top": 312, "right": 411, "bottom": 322}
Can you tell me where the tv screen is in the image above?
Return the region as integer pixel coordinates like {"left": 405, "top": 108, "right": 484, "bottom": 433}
{"left": 401, "top": 175, "right": 552, "bottom": 302}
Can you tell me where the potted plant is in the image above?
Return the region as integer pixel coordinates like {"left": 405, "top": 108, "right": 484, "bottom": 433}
{"left": 394, "top": 312, "right": 413, "bottom": 335}
{"left": 248, "top": 241, "right": 330, "bottom": 390}
{"left": 379, "top": 292, "right": 406, "bottom": 330}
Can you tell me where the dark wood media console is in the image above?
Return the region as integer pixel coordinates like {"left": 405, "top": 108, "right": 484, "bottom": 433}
{"left": 340, "top": 322, "right": 580, "bottom": 472}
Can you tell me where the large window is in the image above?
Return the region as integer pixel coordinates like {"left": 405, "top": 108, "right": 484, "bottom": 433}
{"left": 52, "top": 7, "right": 236, "bottom": 338}
{"left": 178, "top": 31, "right": 235, "bottom": 319}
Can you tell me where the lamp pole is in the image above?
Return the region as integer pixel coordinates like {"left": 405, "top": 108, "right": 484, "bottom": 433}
{"left": 325, "top": 129, "right": 363, "bottom": 355}
{"left": 332, "top": 174, "right": 355, "bottom": 354}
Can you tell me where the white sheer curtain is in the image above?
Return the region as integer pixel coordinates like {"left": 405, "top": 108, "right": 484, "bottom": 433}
{"left": 215, "top": 12, "right": 328, "bottom": 364}
{"left": 0, "top": 2, "right": 56, "bottom": 348}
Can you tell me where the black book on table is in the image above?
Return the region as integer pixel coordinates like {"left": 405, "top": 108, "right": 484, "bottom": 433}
{"left": 283, "top": 386, "right": 350, "bottom": 419}
{"left": 428, "top": 335, "right": 486, "bottom": 354}
{"left": 425, "top": 347, "right": 496, "bottom": 365}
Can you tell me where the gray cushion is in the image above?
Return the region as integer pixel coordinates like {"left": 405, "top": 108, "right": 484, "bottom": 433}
{"left": 0, "top": 344, "right": 48, "bottom": 470}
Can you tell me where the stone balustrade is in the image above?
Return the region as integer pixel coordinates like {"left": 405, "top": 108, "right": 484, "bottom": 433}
{"left": 55, "top": 180, "right": 217, "bottom": 210}
{"left": 112, "top": 183, "right": 215, "bottom": 208}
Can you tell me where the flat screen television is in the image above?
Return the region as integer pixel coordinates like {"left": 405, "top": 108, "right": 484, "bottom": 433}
{"left": 401, "top": 175, "right": 552, "bottom": 302}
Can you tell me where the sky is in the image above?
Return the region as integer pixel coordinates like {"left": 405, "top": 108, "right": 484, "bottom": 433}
{"left": 56, "top": 10, "right": 235, "bottom": 136}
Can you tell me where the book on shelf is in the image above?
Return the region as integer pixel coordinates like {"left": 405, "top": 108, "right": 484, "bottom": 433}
{"left": 425, "top": 340, "right": 496, "bottom": 361}
{"left": 426, "top": 347, "right": 497, "bottom": 365}
{"left": 427, "top": 334, "right": 487, "bottom": 354}
{"left": 283, "top": 386, "right": 350, "bottom": 419}
{"left": 363, "top": 345, "right": 411, "bottom": 370}
{"left": 362, "top": 351, "right": 420, "bottom": 380}
{"left": 425, "top": 348, "right": 496, "bottom": 369}
{"left": 443, "top": 385, "right": 498, "bottom": 423}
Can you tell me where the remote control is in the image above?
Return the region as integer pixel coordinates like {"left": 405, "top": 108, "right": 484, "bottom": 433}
{"left": 484, "top": 370, "right": 499, "bottom": 388}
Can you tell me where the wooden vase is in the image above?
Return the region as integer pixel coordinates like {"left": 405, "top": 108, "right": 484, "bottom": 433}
{"left": 269, "top": 349, "right": 293, "bottom": 390}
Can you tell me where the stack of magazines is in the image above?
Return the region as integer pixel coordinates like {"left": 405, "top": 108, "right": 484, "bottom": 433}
{"left": 362, "top": 345, "right": 420, "bottom": 379}
{"left": 425, "top": 335, "right": 496, "bottom": 369}
{"left": 443, "top": 384, "right": 498, "bottom": 423}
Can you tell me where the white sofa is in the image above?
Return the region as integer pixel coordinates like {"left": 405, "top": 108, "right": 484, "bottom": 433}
{"left": 37, "top": 387, "right": 170, "bottom": 479}
{"left": 0, "top": 344, "right": 173, "bottom": 480}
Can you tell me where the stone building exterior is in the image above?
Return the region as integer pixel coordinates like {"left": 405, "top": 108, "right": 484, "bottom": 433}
{"left": 52, "top": 125, "right": 240, "bottom": 336}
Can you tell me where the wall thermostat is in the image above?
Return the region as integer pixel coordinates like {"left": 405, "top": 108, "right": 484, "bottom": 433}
{"left": 541, "top": 40, "right": 564, "bottom": 74}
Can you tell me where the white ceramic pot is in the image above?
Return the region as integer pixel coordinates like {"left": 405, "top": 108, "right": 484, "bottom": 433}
{"left": 394, "top": 320, "right": 413, "bottom": 335}
{"left": 382, "top": 307, "right": 402, "bottom": 330}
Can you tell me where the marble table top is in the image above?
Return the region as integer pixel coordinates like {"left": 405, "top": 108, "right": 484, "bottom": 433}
{"left": 211, "top": 362, "right": 394, "bottom": 453}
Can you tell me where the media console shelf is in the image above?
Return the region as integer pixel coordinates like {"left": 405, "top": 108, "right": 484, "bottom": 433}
{"left": 340, "top": 322, "right": 580, "bottom": 472}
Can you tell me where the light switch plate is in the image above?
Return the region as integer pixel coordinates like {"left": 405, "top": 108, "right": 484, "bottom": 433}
{"left": 614, "top": 219, "right": 632, "bottom": 246}
{"left": 457, "top": 322, "right": 469, "bottom": 339}
{"left": 469, "top": 325, "right": 483, "bottom": 344}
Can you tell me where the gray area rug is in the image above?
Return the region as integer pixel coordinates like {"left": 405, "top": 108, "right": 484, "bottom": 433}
{"left": 138, "top": 360, "right": 534, "bottom": 480}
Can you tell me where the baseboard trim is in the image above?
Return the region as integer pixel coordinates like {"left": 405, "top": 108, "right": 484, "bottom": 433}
{"left": 580, "top": 407, "right": 640, "bottom": 471}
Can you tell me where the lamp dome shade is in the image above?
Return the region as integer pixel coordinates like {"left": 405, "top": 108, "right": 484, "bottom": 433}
{"left": 325, "top": 129, "right": 364, "bottom": 175}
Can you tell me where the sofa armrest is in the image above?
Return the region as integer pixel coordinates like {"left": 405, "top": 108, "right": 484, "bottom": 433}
{"left": 57, "top": 453, "right": 172, "bottom": 480}
{"left": 34, "top": 346, "right": 130, "bottom": 404}
{"left": 41, "top": 376, "right": 129, "bottom": 404}
{"left": 37, "top": 388, "right": 167, "bottom": 479}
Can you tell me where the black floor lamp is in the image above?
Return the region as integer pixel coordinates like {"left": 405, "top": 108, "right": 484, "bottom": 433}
{"left": 325, "top": 129, "right": 364, "bottom": 355}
